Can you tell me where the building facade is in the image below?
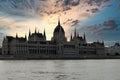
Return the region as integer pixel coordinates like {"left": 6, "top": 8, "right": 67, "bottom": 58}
{"left": 105, "top": 43, "right": 120, "bottom": 56}
{"left": 2, "top": 20, "right": 105, "bottom": 58}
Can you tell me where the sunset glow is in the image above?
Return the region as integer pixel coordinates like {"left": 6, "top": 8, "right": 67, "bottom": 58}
{"left": 0, "top": 0, "right": 120, "bottom": 46}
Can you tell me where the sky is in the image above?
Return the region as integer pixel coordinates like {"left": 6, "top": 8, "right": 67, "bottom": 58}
{"left": 0, "top": 0, "right": 120, "bottom": 46}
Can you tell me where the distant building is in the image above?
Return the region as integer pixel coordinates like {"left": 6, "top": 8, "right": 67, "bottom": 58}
{"left": 2, "top": 20, "right": 105, "bottom": 58}
{"left": 105, "top": 43, "right": 120, "bottom": 56}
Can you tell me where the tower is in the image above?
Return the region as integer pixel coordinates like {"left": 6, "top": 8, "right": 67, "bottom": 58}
{"left": 83, "top": 32, "right": 86, "bottom": 43}
{"left": 70, "top": 33, "right": 72, "bottom": 41}
{"left": 74, "top": 28, "right": 77, "bottom": 38}
{"left": 29, "top": 29, "right": 31, "bottom": 37}
{"left": 52, "top": 18, "right": 66, "bottom": 42}
{"left": 16, "top": 33, "right": 18, "bottom": 38}
{"left": 35, "top": 27, "right": 37, "bottom": 34}
{"left": 58, "top": 17, "right": 60, "bottom": 26}
{"left": 43, "top": 28, "right": 46, "bottom": 40}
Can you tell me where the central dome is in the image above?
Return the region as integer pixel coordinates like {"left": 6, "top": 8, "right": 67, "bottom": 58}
{"left": 54, "top": 20, "right": 65, "bottom": 34}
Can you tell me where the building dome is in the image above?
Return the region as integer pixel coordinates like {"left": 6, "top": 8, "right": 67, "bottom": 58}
{"left": 54, "top": 20, "right": 65, "bottom": 34}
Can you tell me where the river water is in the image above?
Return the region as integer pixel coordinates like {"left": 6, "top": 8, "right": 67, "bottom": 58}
{"left": 0, "top": 60, "right": 120, "bottom": 80}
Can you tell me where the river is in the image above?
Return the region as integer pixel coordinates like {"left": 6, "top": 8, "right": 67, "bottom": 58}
{"left": 0, "top": 60, "right": 120, "bottom": 80}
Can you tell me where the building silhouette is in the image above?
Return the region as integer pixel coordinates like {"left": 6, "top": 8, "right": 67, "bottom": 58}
{"left": 105, "top": 43, "right": 120, "bottom": 56}
{"left": 2, "top": 20, "right": 105, "bottom": 58}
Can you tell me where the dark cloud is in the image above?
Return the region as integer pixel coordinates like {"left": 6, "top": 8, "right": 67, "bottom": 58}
{"left": 91, "top": 8, "right": 99, "bottom": 13}
{"left": 63, "top": 18, "right": 73, "bottom": 25}
{"left": 85, "top": 20, "right": 120, "bottom": 36}
{"left": 62, "top": 7, "right": 71, "bottom": 11}
{"left": 64, "top": 0, "right": 80, "bottom": 6}
{"left": 103, "top": 20, "right": 117, "bottom": 30}
{"left": 86, "top": 0, "right": 111, "bottom": 6}
{"left": 55, "top": 0, "right": 80, "bottom": 13}
{"left": 63, "top": 19, "right": 80, "bottom": 27}
{"left": 71, "top": 20, "right": 80, "bottom": 27}
{"left": 85, "top": 24, "right": 102, "bottom": 31}
{"left": 0, "top": 0, "right": 111, "bottom": 17}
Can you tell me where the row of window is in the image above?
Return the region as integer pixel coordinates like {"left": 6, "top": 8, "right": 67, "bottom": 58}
{"left": 29, "top": 49, "right": 57, "bottom": 54}
{"left": 28, "top": 41, "right": 56, "bottom": 45}
{"left": 64, "top": 45, "right": 75, "bottom": 48}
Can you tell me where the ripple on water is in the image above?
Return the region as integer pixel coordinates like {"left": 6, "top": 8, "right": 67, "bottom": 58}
{"left": 1, "top": 60, "right": 120, "bottom": 80}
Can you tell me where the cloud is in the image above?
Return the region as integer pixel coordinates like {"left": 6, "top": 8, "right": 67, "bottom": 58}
{"left": 71, "top": 20, "right": 80, "bottom": 27}
{"left": 85, "top": 20, "right": 120, "bottom": 36}
{"left": 103, "top": 20, "right": 117, "bottom": 30}
{"left": 86, "top": 0, "right": 111, "bottom": 6}
{"left": 0, "top": 0, "right": 112, "bottom": 41}
{"left": 63, "top": 0, "right": 80, "bottom": 6}
{"left": 91, "top": 8, "right": 99, "bottom": 13}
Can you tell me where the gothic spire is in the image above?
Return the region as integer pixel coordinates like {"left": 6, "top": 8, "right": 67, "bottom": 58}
{"left": 83, "top": 32, "right": 86, "bottom": 42}
{"left": 70, "top": 33, "right": 72, "bottom": 41}
{"left": 58, "top": 17, "right": 61, "bottom": 26}
{"left": 16, "top": 33, "right": 18, "bottom": 38}
{"left": 74, "top": 28, "right": 77, "bottom": 38}
{"left": 29, "top": 29, "right": 31, "bottom": 37}
{"left": 102, "top": 40, "right": 104, "bottom": 46}
{"left": 44, "top": 28, "right": 46, "bottom": 40}
{"left": 35, "top": 27, "right": 37, "bottom": 34}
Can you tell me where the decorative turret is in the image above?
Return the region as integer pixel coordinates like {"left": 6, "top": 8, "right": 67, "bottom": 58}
{"left": 58, "top": 18, "right": 60, "bottom": 26}
{"left": 43, "top": 28, "right": 46, "bottom": 40}
{"left": 102, "top": 40, "right": 105, "bottom": 46}
{"left": 83, "top": 32, "right": 86, "bottom": 42}
{"left": 35, "top": 27, "right": 37, "bottom": 34}
{"left": 29, "top": 29, "right": 31, "bottom": 37}
{"left": 74, "top": 28, "right": 77, "bottom": 38}
{"left": 16, "top": 33, "right": 18, "bottom": 38}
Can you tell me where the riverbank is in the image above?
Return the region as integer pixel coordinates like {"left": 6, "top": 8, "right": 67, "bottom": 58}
{"left": 0, "top": 55, "right": 120, "bottom": 60}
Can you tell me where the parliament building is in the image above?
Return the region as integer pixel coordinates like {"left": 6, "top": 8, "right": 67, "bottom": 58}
{"left": 2, "top": 20, "right": 105, "bottom": 58}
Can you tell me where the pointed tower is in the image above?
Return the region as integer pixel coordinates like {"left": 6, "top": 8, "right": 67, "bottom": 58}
{"left": 70, "top": 33, "right": 73, "bottom": 41}
{"left": 102, "top": 40, "right": 104, "bottom": 46}
{"left": 52, "top": 18, "right": 66, "bottom": 42}
{"left": 83, "top": 32, "right": 86, "bottom": 43}
{"left": 58, "top": 17, "right": 61, "bottom": 26}
{"left": 35, "top": 27, "right": 37, "bottom": 34}
{"left": 74, "top": 28, "right": 77, "bottom": 38}
{"left": 29, "top": 29, "right": 31, "bottom": 37}
{"left": 16, "top": 33, "right": 18, "bottom": 38}
{"left": 43, "top": 28, "right": 46, "bottom": 40}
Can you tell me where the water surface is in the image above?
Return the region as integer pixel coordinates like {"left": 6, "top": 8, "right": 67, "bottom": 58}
{"left": 0, "top": 60, "right": 120, "bottom": 80}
